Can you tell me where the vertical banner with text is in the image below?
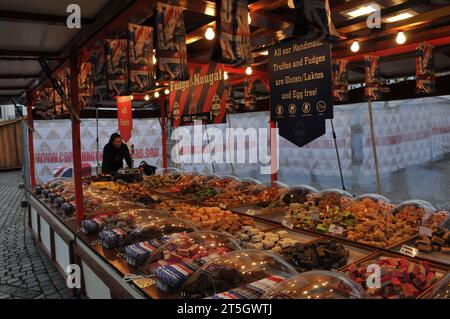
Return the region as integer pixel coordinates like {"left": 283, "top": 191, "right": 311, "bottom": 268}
{"left": 117, "top": 96, "right": 133, "bottom": 142}
{"left": 269, "top": 39, "right": 333, "bottom": 147}
{"left": 416, "top": 43, "right": 435, "bottom": 95}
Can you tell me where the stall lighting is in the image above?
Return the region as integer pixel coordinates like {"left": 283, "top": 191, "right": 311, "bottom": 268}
{"left": 245, "top": 66, "right": 252, "bottom": 75}
{"left": 224, "top": 71, "right": 228, "bottom": 80}
{"left": 287, "top": 0, "right": 295, "bottom": 9}
{"left": 396, "top": 31, "right": 406, "bottom": 44}
{"left": 248, "top": 13, "right": 251, "bottom": 24}
{"left": 152, "top": 55, "right": 157, "bottom": 65}
{"left": 164, "top": 88, "right": 170, "bottom": 95}
{"left": 259, "top": 50, "right": 269, "bottom": 56}
{"left": 144, "top": 94, "right": 150, "bottom": 101}
{"left": 154, "top": 91, "right": 160, "bottom": 98}
{"left": 343, "top": 3, "right": 379, "bottom": 18}
{"left": 385, "top": 11, "right": 416, "bottom": 23}
{"left": 350, "top": 41, "right": 360, "bottom": 52}
{"left": 205, "top": 26, "right": 215, "bottom": 40}
{"left": 130, "top": 95, "right": 134, "bottom": 100}
{"left": 156, "top": 82, "right": 159, "bottom": 86}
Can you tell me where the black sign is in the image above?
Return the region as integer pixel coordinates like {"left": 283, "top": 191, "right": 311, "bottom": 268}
{"left": 269, "top": 39, "right": 333, "bottom": 147}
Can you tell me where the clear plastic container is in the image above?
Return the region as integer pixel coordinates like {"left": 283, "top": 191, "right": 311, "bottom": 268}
{"left": 119, "top": 218, "right": 197, "bottom": 250}
{"left": 142, "top": 231, "right": 241, "bottom": 271}
{"left": 178, "top": 249, "right": 297, "bottom": 299}
{"left": 89, "top": 200, "right": 145, "bottom": 217}
{"left": 355, "top": 193, "right": 390, "bottom": 203}
{"left": 262, "top": 271, "right": 365, "bottom": 299}
{"left": 391, "top": 200, "right": 437, "bottom": 226}
{"left": 427, "top": 273, "right": 450, "bottom": 299}
{"left": 279, "top": 185, "right": 319, "bottom": 205}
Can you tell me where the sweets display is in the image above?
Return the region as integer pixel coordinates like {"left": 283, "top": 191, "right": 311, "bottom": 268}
{"left": 234, "top": 227, "right": 298, "bottom": 254}
{"left": 415, "top": 228, "right": 450, "bottom": 254}
{"left": 263, "top": 271, "right": 365, "bottom": 299}
{"left": 179, "top": 250, "right": 297, "bottom": 299}
{"left": 154, "top": 201, "right": 254, "bottom": 234}
{"left": 289, "top": 239, "right": 349, "bottom": 272}
{"left": 345, "top": 256, "right": 439, "bottom": 299}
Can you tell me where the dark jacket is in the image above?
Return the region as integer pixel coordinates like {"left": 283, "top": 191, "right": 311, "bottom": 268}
{"left": 101, "top": 143, "right": 132, "bottom": 174}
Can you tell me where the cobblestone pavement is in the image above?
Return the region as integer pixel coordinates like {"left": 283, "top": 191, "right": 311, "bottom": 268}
{"left": 0, "top": 170, "right": 74, "bottom": 299}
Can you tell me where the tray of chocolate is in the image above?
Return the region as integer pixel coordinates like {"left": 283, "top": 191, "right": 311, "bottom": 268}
{"left": 391, "top": 227, "right": 450, "bottom": 266}
{"left": 340, "top": 252, "right": 448, "bottom": 299}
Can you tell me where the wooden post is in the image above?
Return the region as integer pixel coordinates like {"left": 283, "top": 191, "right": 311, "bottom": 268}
{"left": 69, "top": 54, "right": 85, "bottom": 222}
{"left": 26, "top": 100, "right": 36, "bottom": 186}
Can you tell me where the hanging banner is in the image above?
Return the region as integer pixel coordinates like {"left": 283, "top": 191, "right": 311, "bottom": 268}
{"left": 269, "top": 38, "right": 332, "bottom": 147}
{"left": 128, "top": 24, "right": 155, "bottom": 93}
{"left": 117, "top": 96, "right": 133, "bottom": 142}
{"left": 225, "top": 83, "right": 235, "bottom": 113}
{"left": 416, "top": 43, "right": 435, "bottom": 95}
{"left": 364, "top": 55, "right": 383, "bottom": 101}
{"left": 91, "top": 47, "right": 107, "bottom": 103}
{"left": 169, "top": 63, "right": 226, "bottom": 127}
{"left": 55, "top": 67, "right": 70, "bottom": 117}
{"left": 244, "top": 78, "right": 256, "bottom": 111}
{"left": 332, "top": 59, "right": 349, "bottom": 103}
{"left": 155, "top": 3, "right": 190, "bottom": 81}
{"left": 105, "top": 39, "right": 128, "bottom": 97}
{"left": 292, "top": 0, "right": 340, "bottom": 42}
{"left": 79, "top": 59, "right": 94, "bottom": 108}
{"left": 212, "top": 0, "right": 253, "bottom": 66}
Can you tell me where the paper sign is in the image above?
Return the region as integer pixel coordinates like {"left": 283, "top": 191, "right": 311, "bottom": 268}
{"left": 328, "top": 224, "right": 344, "bottom": 235}
{"left": 282, "top": 219, "right": 294, "bottom": 230}
{"left": 400, "top": 245, "right": 419, "bottom": 258}
{"left": 419, "top": 226, "right": 433, "bottom": 237}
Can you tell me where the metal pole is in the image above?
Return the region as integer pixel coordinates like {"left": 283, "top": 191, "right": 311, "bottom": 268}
{"left": 26, "top": 101, "right": 36, "bottom": 186}
{"left": 269, "top": 120, "right": 278, "bottom": 183}
{"left": 368, "top": 99, "right": 382, "bottom": 193}
{"left": 330, "top": 119, "right": 346, "bottom": 190}
{"left": 69, "top": 54, "right": 85, "bottom": 222}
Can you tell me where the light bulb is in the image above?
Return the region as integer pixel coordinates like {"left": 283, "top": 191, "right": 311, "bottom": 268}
{"left": 224, "top": 71, "right": 228, "bottom": 80}
{"left": 351, "top": 41, "right": 360, "bottom": 52}
{"left": 156, "top": 82, "right": 159, "bottom": 86}
{"left": 154, "top": 91, "right": 160, "bottom": 98}
{"left": 245, "top": 66, "right": 252, "bottom": 75}
{"left": 152, "top": 55, "right": 157, "bottom": 65}
{"left": 130, "top": 95, "right": 134, "bottom": 100}
{"left": 396, "top": 32, "right": 406, "bottom": 44}
{"left": 164, "top": 88, "right": 170, "bottom": 95}
{"left": 248, "top": 13, "right": 251, "bottom": 24}
{"left": 144, "top": 94, "right": 150, "bottom": 101}
{"left": 287, "top": 0, "right": 295, "bottom": 9}
{"left": 205, "top": 26, "right": 215, "bottom": 40}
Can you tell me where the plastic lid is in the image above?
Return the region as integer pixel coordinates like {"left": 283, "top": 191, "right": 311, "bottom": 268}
{"left": 89, "top": 201, "right": 145, "bottom": 217}
{"left": 178, "top": 249, "right": 297, "bottom": 299}
{"left": 320, "top": 188, "right": 354, "bottom": 198}
{"left": 280, "top": 185, "right": 319, "bottom": 205}
{"left": 120, "top": 218, "right": 197, "bottom": 249}
{"left": 355, "top": 193, "right": 390, "bottom": 203}
{"left": 262, "top": 271, "right": 364, "bottom": 299}
{"left": 391, "top": 200, "right": 437, "bottom": 225}
{"left": 144, "top": 231, "right": 241, "bottom": 271}
{"left": 156, "top": 167, "right": 183, "bottom": 174}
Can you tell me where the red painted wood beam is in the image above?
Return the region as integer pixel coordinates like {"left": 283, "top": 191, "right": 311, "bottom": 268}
{"left": 69, "top": 54, "right": 85, "bottom": 222}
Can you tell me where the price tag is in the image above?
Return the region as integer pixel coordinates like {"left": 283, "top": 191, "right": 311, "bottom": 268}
{"left": 310, "top": 213, "right": 321, "bottom": 222}
{"left": 419, "top": 226, "right": 433, "bottom": 237}
{"left": 282, "top": 220, "right": 294, "bottom": 230}
{"left": 328, "top": 224, "right": 344, "bottom": 235}
{"left": 400, "top": 245, "right": 419, "bottom": 258}
{"left": 246, "top": 209, "right": 256, "bottom": 216}
{"left": 219, "top": 203, "right": 227, "bottom": 209}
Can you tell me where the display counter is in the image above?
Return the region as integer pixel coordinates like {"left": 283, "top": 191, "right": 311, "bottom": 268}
{"left": 25, "top": 173, "right": 450, "bottom": 299}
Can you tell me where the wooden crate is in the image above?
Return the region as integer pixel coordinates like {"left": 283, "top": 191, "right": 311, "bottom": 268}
{"left": 0, "top": 119, "right": 23, "bottom": 170}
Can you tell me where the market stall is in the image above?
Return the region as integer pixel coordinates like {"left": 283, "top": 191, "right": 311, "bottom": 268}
{"left": 4, "top": 0, "right": 449, "bottom": 299}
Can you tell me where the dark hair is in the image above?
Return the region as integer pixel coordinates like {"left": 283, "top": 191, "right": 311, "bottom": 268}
{"left": 109, "top": 133, "right": 122, "bottom": 144}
